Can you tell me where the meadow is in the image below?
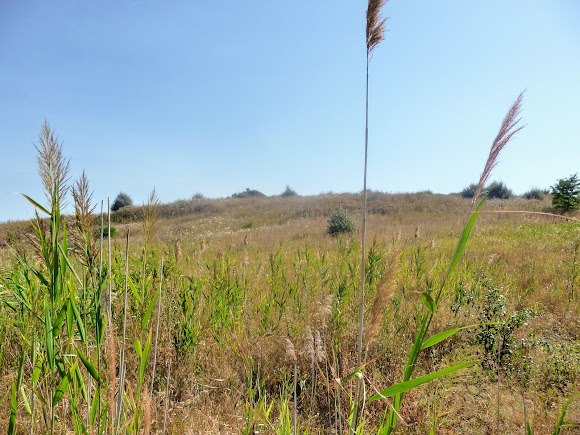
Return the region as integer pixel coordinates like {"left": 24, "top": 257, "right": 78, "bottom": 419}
{"left": 1, "top": 167, "right": 578, "bottom": 433}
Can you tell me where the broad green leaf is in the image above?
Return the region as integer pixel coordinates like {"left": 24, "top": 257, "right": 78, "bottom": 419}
{"left": 527, "top": 422, "right": 533, "bottom": 435}
{"left": 53, "top": 361, "right": 77, "bottom": 406}
{"left": 53, "top": 304, "right": 67, "bottom": 335}
{"left": 421, "top": 322, "right": 504, "bottom": 349}
{"left": 20, "top": 385, "right": 31, "bottom": 415}
{"left": 20, "top": 193, "right": 51, "bottom": 216}
{"left": 368, "top": 361, "right": 477, "bottom": 402}
{"left": 89, "top": 386, "right": 99, "bottom": 425}
{"left": 128, "top": 276, "right": 142, "bottom": 305}
{"left": 44, "top": 304, "right": 54, "bottom": 371}
{"left": 421, "top": 293, "right": 435, "bottom": 314}
{"left": 66, "top": 299, "right": 74, "bottom": 338}
{"left": 8, "top": 383, "right": 16, "bottom": 435}
{"left": 443, "top": 198, "right": 486, "bottom": 284}
{"left": 75, "top": 363, "right": 88, "bottom": 402}
{"left": 76, "top": 346, "right": 100, "bottom": 383}
{"left": 70, "top": 296, "right": 87, "bottom": 343}
{"left": 32, "top": 355, "right": 43, "bottom": 386}
{"left": 135, "top": 339, "right": 142, "bottom": 358}
{"left": 139, "top": 329, "right": 152, "bottom": 387}
{"left": 552, "top": 400, "right": 569, "bottom": 435}
{"left": 57, "top": 243, "right": 83, "bottom": 286}
{"left": 141, "top": 290, "right": 159, "bottom": 331}
{"left": 55, "top": 355, "right": 67, "bottom": 378}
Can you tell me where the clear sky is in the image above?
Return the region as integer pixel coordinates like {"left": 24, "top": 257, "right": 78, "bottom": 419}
{"left": 1, "top": 1, "right": 579, "bottom": 222}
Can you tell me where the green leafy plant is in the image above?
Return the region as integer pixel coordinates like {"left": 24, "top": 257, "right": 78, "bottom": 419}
{"left": 327, "top": 209, "right": 357, "bottom": 236}
{"left": 551, "top": 173, "right": 580, "bottom": 213}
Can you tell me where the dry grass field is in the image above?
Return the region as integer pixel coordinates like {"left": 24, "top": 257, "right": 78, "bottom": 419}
{"left": 1, "top": 186, "right": 578, "bottom": 433}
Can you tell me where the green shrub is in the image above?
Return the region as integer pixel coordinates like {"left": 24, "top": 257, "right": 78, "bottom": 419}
{"left": 486, "top": 181, "right": 513, "bottom": 199}
{"left": 523, "top": 188, "right": 546, "bottom": 200}
{"left": 192, "top": 192, "right": 205, "bottom": 199}
{"left": 94, "top": 226, "right": 116, "bottom": 238}
{"left": 551, "top": 174, "right": 580, "bottom": 213}
{"left": 460, "top": 181, "right": 513, "bottom": 199}
{"left": 460, "top": 183, "right": 478, "bottom": 198}
{"left": 111, "top": 192, "right": 133, "bottom": 211}
{"left": 231, "top": 188, "right": 266, "bottom": 198}
{"left": 280, "top": 185, "right": 298, "bottom": 197}
{"left": 327, "top": 209, "right": 357, "bottom": 236}
{"left": 242, "top": 221, "right": 255, "bottom": 229}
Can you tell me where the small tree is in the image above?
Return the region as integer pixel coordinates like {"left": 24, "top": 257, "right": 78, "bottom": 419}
{"left": 111, "top": 192, "right": 133, "bottom": 211}
{"left": 327, "top": 209, "right": 357, "bottom": 236}
{"left": 280, "top": 185, "right": 298, "bottom": 197}
{"left": 551, "top": 174, "right": 580, "bottom": 213}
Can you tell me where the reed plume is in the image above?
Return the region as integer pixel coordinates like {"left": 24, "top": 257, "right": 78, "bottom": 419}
{"left": 364, "top": 247, "right": 401, "bottom": 346}
{"left": 285, "top": 338, "right": 297, "bottom": 364}
{"left": 107, "top": 329, "right": 117, "bottom": 425}
{"left": 72, "top": 171, "right": 97, "bottom": 267}
{"left": 367, "top": 0, "right": 388, "bottom": 56}
{"left": 315, "top": 330, "right": 325, "bottom": 363}
{"left": 35, "top": 120, "right": 71, "bottom": 208}
{"left": 143, "top": 188, "right": 160, "bottom": 249}
{"left": 473, "top": 91, "right": 525, "bottom": 202}
{"left": 303, "top": 326, "right": 315, "bottom": 361}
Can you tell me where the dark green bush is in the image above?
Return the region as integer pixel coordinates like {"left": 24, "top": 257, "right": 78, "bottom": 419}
{"left": 460, "top": 183, "right": 478, "bottom": 199}
{"left": 242, "top": 221, "right": 255, "bottom": 229}
{"left": 551, "top": 174, "right": 580, "bottom": 213}
{"left": 327, "top": 209, "right": 357, "bottom": 236}
{"left": 280, "top": 185, "right": 298, "bottom": 197}
{"left": 111, "top": 192, "right": 133, "bottom": 211}
{"left": 523, "top": 188, "right": 546, "bottom": 200}
{"left": 486, "top": 181, "right": 513, "bottom": 199}
{"left": 231, "top": 188, "right": 266, "bottom": 199}
{"left": 94, "top": 226, "right": 116, "bottom": 239}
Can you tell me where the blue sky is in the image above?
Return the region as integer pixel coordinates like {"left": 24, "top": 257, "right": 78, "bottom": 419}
{"left": 1, "top": 0, "right": 579, "bottom": 222}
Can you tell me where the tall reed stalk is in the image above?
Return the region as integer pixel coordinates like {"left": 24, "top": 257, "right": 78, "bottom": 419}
{"left": 354, "top": 0, "right": 388, "bottom": 428}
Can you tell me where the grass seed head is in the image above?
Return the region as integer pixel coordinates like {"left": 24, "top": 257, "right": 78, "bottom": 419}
{"left": 303, "top": 326, "right": 315, "bottom": 361}
{"left": 285, "top": 338, "right": 297, "bottom": 364}
{"left": 367, "top": 0, "right": 388, "bottom": 56}
{"left": 35, "top": 120, "right": 71, "bottom": 208}
{"left": 474, "top": 91, "right": 526, "bottom": 202}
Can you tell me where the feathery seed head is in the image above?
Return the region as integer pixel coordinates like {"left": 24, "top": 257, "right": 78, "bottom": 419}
{"left": 367, "top": 0, "right": 388, "bottom": 56}
{"left": 315, "top": 330, "right": 325, "bottom": 363}
{"left": 303, "top": 326, "right": 315, "bottom": 361}
{"left": 285, "top": 338, "right": 297, "bottom": 363}
{"left": 474, "top": 91, "right": 526, "bottom": 202}
{"left": 35, "top": 120, "right": 71, "bottom": 209}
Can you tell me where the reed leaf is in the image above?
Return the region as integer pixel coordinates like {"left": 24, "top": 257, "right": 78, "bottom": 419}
{"left": 421, "top": 322, "right": 504, "bottom": 349}
{"left": 76, "top": 345, "right": 100, "bottom": 383}
{"left": 53, "top": 361, "right": 78, "bottom": 406}
{"left": 368, "top": 361, "right": 477, "bottom": 402}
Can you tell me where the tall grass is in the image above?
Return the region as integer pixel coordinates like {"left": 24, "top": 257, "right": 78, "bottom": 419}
{"left": 355, "top": 0, "right": 388, "bottom": 427}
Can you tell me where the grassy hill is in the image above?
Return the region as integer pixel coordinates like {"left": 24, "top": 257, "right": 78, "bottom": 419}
{"left": 0, "top": 192, "right": 579, "bottom": 433}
